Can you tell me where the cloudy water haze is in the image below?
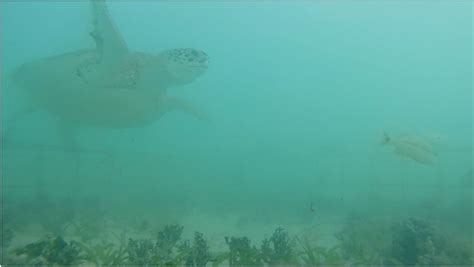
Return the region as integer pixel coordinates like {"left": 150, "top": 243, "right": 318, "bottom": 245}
{"left": 1, "top": 1, "right": 472, "bottom": 266}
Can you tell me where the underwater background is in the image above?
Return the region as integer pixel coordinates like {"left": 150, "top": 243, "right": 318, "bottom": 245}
{"left": 1, "top": 1, "right": 472, "bottom": 266}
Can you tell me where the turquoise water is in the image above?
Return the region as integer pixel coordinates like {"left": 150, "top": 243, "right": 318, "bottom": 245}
{"left": 1, "top": 1, "right": 472, "bottom": 266}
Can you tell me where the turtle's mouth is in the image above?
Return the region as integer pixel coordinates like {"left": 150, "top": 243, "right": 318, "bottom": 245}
{"left": 190, "top": 61, "right": 209, "bottom": 70}
{"left": 200, "top": 58, "right": 209, "bottom": 68}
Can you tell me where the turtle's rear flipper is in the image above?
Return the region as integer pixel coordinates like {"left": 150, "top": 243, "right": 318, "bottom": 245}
{"left": 164, "top": 97, "right": 210, "bottom": 122}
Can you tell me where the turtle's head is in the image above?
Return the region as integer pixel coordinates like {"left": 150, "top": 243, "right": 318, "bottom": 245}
{"left": 156, "top": 48, "right": 209, "bottom": 87}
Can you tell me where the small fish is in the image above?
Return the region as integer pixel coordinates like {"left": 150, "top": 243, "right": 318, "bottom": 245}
{"left": 381, "top": 131, "right": 438, "bottom": 165}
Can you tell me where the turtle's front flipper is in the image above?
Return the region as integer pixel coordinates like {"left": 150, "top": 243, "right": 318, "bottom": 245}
{"left": 90, "top": 0, "right": 128, "bottom": 65}
{"left": 164, "top": 97, "right": 210, "bottom": 122}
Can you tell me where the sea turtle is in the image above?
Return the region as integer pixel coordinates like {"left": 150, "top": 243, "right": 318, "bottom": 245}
{"left": 8, "top": 0, "right": 209, "bottom": 148}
